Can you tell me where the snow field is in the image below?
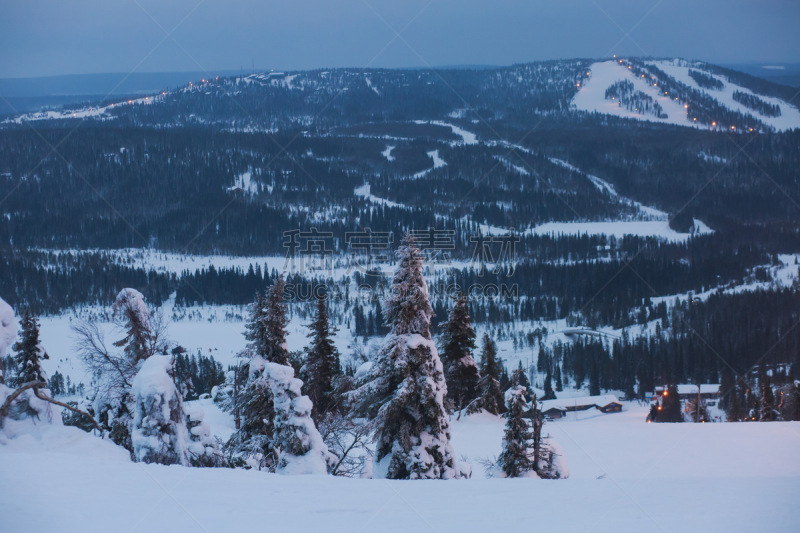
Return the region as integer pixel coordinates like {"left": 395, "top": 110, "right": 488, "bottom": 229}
{"left": 1, "top": 402, "right": 798, "bottom": 532}
{"left": 573, "top": 59, "right": 800, "bottom": 131}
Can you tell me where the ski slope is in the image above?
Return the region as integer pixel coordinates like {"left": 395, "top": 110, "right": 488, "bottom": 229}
{"left": 573, "top": 60, "right": 698, "bottom": 127}
{"left": 573, "top": 60, "right": 800, "bottom": 131}
{"left": 651, "top": 59, "right": 800, "bottom": 132}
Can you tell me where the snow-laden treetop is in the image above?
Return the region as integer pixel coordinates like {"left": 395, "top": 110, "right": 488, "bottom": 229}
{"left": 0, "top": 296, "right": 15, "bottom": 358}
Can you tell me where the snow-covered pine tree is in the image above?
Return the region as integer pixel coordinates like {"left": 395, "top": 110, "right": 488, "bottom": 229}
{"left": 261, "top": 276, "right": 290, "bottom": 366}
{"left": 719, "top": 367, "right": 735, "bottom": 412}
{"left": 0, "top": 296, "right": 14, "bottom": 384}
{"left": 353, "top": 234, "right": 463, "bottom": 479}
{"left": 244, "top": 291, "right": 268, "bottom": 357}
{"left": 257, "top": 360, "right": 335, "bottom": 474}
{"left": 499, "top": 385, "right": 536, "bottom": 478}
{"left": 224, "top": 349, "right": 278, "bottom": 469}
{"left": 131, "top": 355, "right": 190, "bottom": 466}
{"left": 726, "top": 383, "right": 745, "bottom": 421}
{"left": 224, "top": 277, "right": 292, "bottom": 468}
{"left": 74, "top": 288, "right": 166, "bottom": 454}
{"left": 439, "top": 295, "right": 480, "bottom": 413}
{"left": 302, "top": 293, "right": 342, "bottom": 424}
{"left": 112, "top": 288, "right": 154, "bottom": 364}
{"left": 478, "top": 333, "right": 504, "bottom": 415}
{"left": 12, "top": 310, "right": 48, "bottom": 386}
{"left": 657, "top": 384, "right": 683, "bottom": 422}
{"left": 185, "top": 404, "right": 224, "bottom": 467}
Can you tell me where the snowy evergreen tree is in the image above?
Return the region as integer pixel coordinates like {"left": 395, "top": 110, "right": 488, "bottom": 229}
{"left": 224, "top": 349, "right": 278, "bottom": 469}
{"left": 439, "top": 295, "right": 481, "bottom": 413}
{"left": 74, "top": 288, "right": 167, "bottom": 455}
{"left": 719, "top": 367, "right": 735, "bottom": 412}
{"left": 257, "top": 359, "right": 335, "bottom": 474}
{"left": 726, "top": 383, "right": 745, "bottom": 422}
{"left": 478, "top": 334, "right": 505, "bottom": 415}
{"left": 589, "top": 358, "right": 601, "bottom": 396}
{"left": 131, "top": 355, "right": 190, "bottom": 466}
{"left": 244, "top": 291, "right": 268, "bottom": 357}
{"left": 185, "top": 404, "right": 224, "bottom": 467}
{"left": 225, "top": 278, "right": 292, "bottom": 467}
{"left": 0, "top": 296, "right": 14, "bottom": 385}
{"left": 352, "top": 234, "right": 464, "bottom": 479}
{"left": 543, "top": 365, "right": 556, "bottom": 400}
{"left": 511, "top": 361, "right": 531, "bottom": 388}
{"left": 690, "top": 397, "right": 710, "bottom": 422}
{"left": 112, "top": 288, "right": 154, "bottom": 364}
{"left": 554, "top": 364, "right": 563, "bottom": 392}
{"left": 302, "top": 293, "right": 342, "bottom": 424}
{"left": 262, "top": 277, "right": 290, "bottom": 365}
{"left": 657, "top": 385, "right": 683, "bottom": 422}
{"left": 781, "top": 383, "right": 800, "bottom": 421}
{"left": 12, "top": 310, "right": 48, "bottom": 386}
{"left": 759, "top": 371, "right": 776, "bottom": 422}
{"left": 499, "top": 385, "right": 536, "bottom": 478}
{"left": 745, "top": 385, "right": 760, "bottom": 420}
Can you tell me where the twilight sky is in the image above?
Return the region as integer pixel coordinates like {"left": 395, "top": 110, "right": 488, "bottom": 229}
{"left": 1, "top": 0, "right": 798, "bottom": 78}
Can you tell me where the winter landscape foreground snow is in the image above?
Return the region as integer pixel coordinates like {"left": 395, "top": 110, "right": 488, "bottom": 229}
{"left": 2, "top": 402, "right": 798, "bottom": 532}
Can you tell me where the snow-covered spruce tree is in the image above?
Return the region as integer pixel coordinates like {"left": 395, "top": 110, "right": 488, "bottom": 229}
{"left": 256, "top": 359, "right": 335, "bottom": 474}
{"left": 0, "top": 296, "right": 15, "bottom": 384}
{"left": 657, "top": 385, "right": 683, "bottom": 423}
{"left": 302, "top": 293, "right": 342, "bottom": 425}
{"left": 478, "top": 333, "right": 505, "bottom": 415}
{"left": 224, "top": 278, "right": 292, "bottom": 468}
{"left": 131, "top": 355, "right": 189, "bottom": 466}
{"left": 439, "top": 295, "right": 481, "bottom": 414}
{"left": 185, "top": 404, "right": 224, "bottom": 467}
{"left": 74, "top": 288, "right": 166, "bottom": 453}
{"left": 224, "top": 348, "right": 277, "bottom": 469}
{"left": 261, "top": 276, "right": 290, "bottom": 366}
{"left": 112, "top": 288, "right": 154, "bottom": 364}
{"left": 12, "top": 310, "right": 48, "bottom": 386}
{"left": 499, "top": 385, "right": 536, "bottom": 478}
{"left": 353, "top": 234, "right": 464, "bottom": 479}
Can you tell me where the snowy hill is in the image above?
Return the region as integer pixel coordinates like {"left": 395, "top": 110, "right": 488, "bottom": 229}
{"left": 574, "top": 58, "right": 800, "bottom": 132}
{"left": 2, "top": 402, "right": 799, "bottom": 532}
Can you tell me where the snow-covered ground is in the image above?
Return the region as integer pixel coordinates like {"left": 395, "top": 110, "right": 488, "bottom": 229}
{"left": 651, "top": 59, "right": 800, "bottom": 132}
{"left": 573, "top": 59, "right": 800, "bottom": 131}
{"left": 381, "top": 144, "right": 395, "bottom": 162}
{"left": 4, "top": 94, "right": 162, "bottom": 124}
{"left": 225, "top": 169, "right": 259, "bottom": 196}
{"left": 354, "top": 183, "right": 409, "bottom": 210}
{"left": 574, "top": 60, "right": 697, "bottom": 127}
{"left": 412, "top": 120, "right": 479, "bottom": 146}
{"left": 411, "top": 149, "right": 447, "bottom": 179}
{"left": 1, "top": 401, "right": 798, "bottom": 532}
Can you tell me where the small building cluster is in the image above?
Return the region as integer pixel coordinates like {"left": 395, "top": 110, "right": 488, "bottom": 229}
{"left": 539, "top": 394, "right": 623, "bottom": 419}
